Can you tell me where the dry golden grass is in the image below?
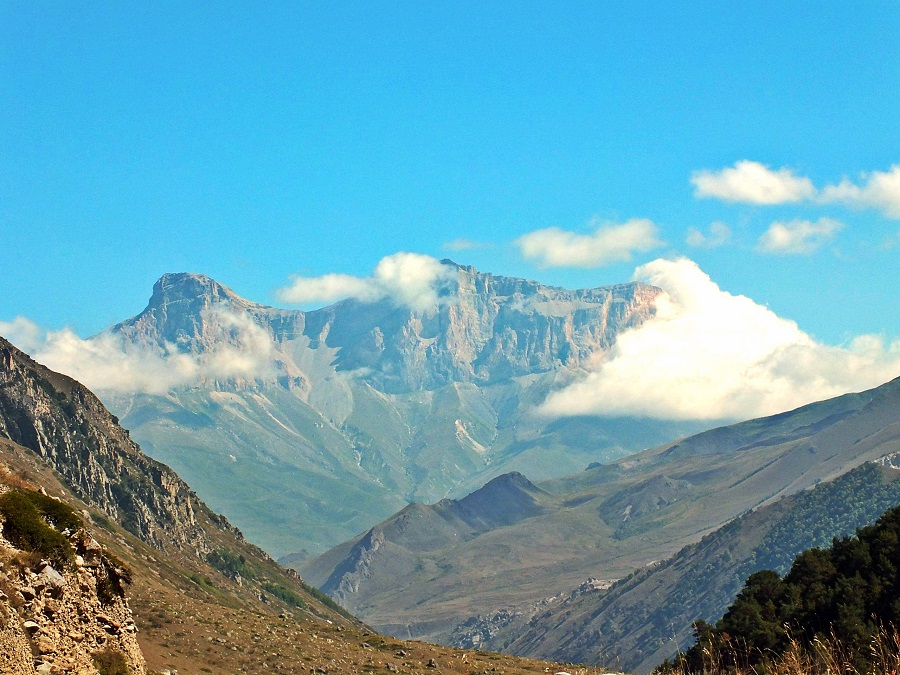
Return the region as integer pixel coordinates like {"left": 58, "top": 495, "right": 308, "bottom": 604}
{"left": 666, "top": 627, "right": 900, "bottom": 675}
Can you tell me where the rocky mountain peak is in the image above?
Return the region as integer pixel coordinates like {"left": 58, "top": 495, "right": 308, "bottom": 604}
{"left": 109, "top": 266, "right": 661, "bottom": 394}
{"left": 114, "top": 272, "right": 272, "bottom": 351}
{"left": 150, "top": 272, "right": 241, "bottom": 307}
{"left": 456, "top": 471, "right": 549, "bottom": 528}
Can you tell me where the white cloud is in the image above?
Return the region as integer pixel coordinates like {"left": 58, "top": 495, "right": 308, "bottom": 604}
{"left": 692, "top": 160, "right": 816, "bottom": 204}
{"left": 372, "top": 252, "right": 456, "bottom": 309}
{"left": 516, "top": 218, "right": 662, "bottom": 268}
{"left": 276, "top": 273, "right": 380, "bottom": 305}
{"left": 2, "top": 306, "right": 277, "bottom": 395}
{"left": 686, "top": 222, "right": 732, "bottom": 248}
{"left": 538, "top": 258, "right": 900, "bottom": 421}
{"left": 277, "top": 252, "right": 456, "bottom": 311}
{"left": 0, "top": 316, "right": 44, "bottom": 353}
{"left": 757, "top": 218, "right": 842, "bottom": 254}
{"left": 819, "top": 165, "right": 900, "bottom": 218}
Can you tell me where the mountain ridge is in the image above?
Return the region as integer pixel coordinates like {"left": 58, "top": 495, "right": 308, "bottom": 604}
{"left": 96, "top": 264, "right": 704, "bottom": 556}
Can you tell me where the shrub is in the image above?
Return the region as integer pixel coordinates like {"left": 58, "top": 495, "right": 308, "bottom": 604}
{"left": 207, "top": 549, "right": 255, "bottom": 580}
{"left": 96, "top": 551, "right": 133, "bottom": 604}
{"left": 665, "top": 505, "right": 900, "bottom": 673}
{"left": 262, "top": 581, "right": 307, "bottom": 609}
{"left": 0, "top": 489, "right": 79, "bottom": 568}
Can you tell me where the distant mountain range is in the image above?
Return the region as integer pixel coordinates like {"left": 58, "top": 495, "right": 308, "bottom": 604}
{"left": 99, "top": 264, "right": 705, "bottom": 556}
{"left": 303, "top": 375, "right": 900, "bottom": 671}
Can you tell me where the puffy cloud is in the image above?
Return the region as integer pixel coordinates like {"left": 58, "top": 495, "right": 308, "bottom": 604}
{"left": 757, "top": 218, "right": 843, "bottom": 254}
{"left": 372, "top": 252, "right": 456, "bottom": 309}
{"left": 276, "top": 273, "right": 379, "bottom": 305}
{"left": 686, "top": 222, "right": 732, "bottom": 248}
{"left": 819, "top": 165, "right": 900, "bottom": 218}
{"left": 193, "top": 307, "right": 277, "bottom": 383}
{"left": 539, "top": 258, "right": 900, "bottom": 421}
{"left": 692, "top": 160, "right": 816, "bottom": 204}
{"left": 516, "top": 218, "right": 662, "bottom": 268}
{"left": 277, "top": 252, "right": 456, "bottom": 311}
{"left": 1, "top": 306, "right": 276, "bottom": 395}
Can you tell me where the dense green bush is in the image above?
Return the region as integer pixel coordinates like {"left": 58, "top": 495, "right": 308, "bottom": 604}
{"left": 262, "top": 581, "right": 307, "bottom": 609}
{"left": 0, "top": 488, "right": 81, "bottom": 568}
{"left": 207, "top": 548, "right": 255, "bottom": 580}
{"left": 663, "top": 504, "right": 900, "bottom": 673}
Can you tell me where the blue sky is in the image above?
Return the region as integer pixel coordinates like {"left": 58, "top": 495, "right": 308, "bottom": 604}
{"left": 1, "top": 2, "right": 898, "bottom": 347}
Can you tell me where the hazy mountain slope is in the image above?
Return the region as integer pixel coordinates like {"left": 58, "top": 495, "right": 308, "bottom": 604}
{"left": 309, "top": 473, "right": 557, "bottom": 609}
{"left": 502, "top": 461, "right": 900, "bottom": 673}
{"left": 307, "top": 376, "right": 900, "bottom": 647}
{"left": 100, "top": 265, "right": 705, "bottom": 556}
{"left": 0, "top": 335, "right": 612, "bottom": 675}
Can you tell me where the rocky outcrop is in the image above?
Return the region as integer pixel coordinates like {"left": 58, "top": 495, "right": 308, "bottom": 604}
{"left": 0, "top": 337, "right": 221, "bottom": 556}
{"left": 321, "top": 527, "right": 386, "bottom": 606}
{"left": 0, "top": 503, "right": 145, "bottom": 673}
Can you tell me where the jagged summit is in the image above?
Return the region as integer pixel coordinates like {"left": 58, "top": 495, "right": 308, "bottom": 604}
{"left": 150, "top": 272, "right": 244, "bottom": 306}
{"left": 112, "top": 272, "right": 281, "bottom": 352}
{"left": 110, "top": 265, "right": 661, "bottom": 391}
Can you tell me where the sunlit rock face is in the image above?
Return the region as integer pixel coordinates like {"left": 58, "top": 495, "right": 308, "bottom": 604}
{"left": 111, "top": 264, "right": 659, "bottom": 393}
{"left": 90, "top": 263, "right": 695, "bottom": 559}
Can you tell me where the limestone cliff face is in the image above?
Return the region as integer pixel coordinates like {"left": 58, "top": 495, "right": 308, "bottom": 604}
{"left": 111, "top": 262, "right": 660, "bottom": 395}
{"left": 0, "top": 337, "right": 218, "bottom": 556}
{"left": 89, "top": 265, "right": 683, "bottom": 558}
{"left": 313, "top": 263, "right": 660, "bottom": 393}
{"left": 113, "top": 271, "right": 303, "bottom": 356}
{"left": 0, "top": 495, "right": 145, "bottom": 674}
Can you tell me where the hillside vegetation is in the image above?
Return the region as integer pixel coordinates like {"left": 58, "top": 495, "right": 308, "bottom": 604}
{"left": 500, "top": 461, "right": 900, "bottom": 672}
{"left": 663, "top": 504, "right": 900, "bottom": 674}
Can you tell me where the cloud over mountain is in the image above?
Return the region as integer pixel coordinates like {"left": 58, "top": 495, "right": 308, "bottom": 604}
{"left": 1, "top": 306, "right": 276, "bottom": 395}
{"left": 515, "top": 218, "right": 662, "bottom": 268}
{"left": 277, "top": 252, "right": 456, "bottom": 310}
{"left": 539, "top": 258, "right": 900, "bottom": 421}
